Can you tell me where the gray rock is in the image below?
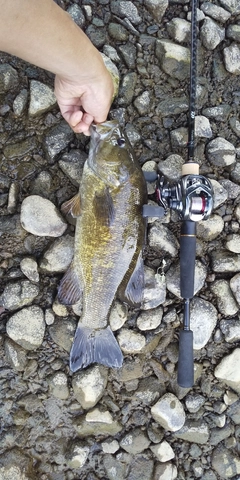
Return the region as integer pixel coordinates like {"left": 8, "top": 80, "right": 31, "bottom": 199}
{"left": 156, "top": 40, "right": 190, "bottom": 80}
{"left": 211, "top": 250, "right": 240, "bottom": 272}
{"left": 214, "top": 348, "right": 240, "bottom": 394}
{"left": 137, "top": 307, "right": 163, "bottom": 331}
{"left": 220, "top": 179, "right": 240, "bottom": 199}
{"left": 230, "top": 116, "right": 240, "bottom": 137}
{"left": 120, "top": 428, "right": 150, "bottom": 454}
{"left": 227, "top": 400, "right": 240, "bottom": 424}
{"left": 103, "top": 454, "right": 128, "bottom": 480}
{"left": 125, "top": 123, "right": 141, "bottom": 147}
{"left": 49, "top": 318, "right": 76, "bottom": 352}
{"left": 206, "top": 137, "right": 236, "bottom": 167}
{"left": 156, "top": 96, "right": 188, "bottom": 117}
{"left": 40, "top": 235, "right": 74, "bottom": 273}
{"left": 150, "top": 440, "right": 175, "bottom": 462}
{"left": 0, "top": 64, "right": 18, "bottom": 93}
{"left": 29, "top": 80, "right": 56, "bottom": 116}
{"left": 201, "top": 2, "right": 231, "bottom": 23}
{"left": 200, "top": 18, "right": 225, "bottom": 50}
{"left": 166, "top": 260, "right": 207, "bottom": 299}
{"left": 219, "top": 0, "right": 240, "bottom": 14}
{"left": 227, "top": 24, "right": 240, "bottom": 42}
{"left": 144, "top": 0, "right": 168, "bottom": 22}
{"left": 230, "top": 273, "right": 240, "bottom": 304}
{"left": 48, "top": 371, "right": 69, "bottom": 400}
{"left": 223, "top": 44, "right": 240, "bottom": 75}
{"left": 197, "top": 214, "right": 224, "bottom": 241}
{"left": 211, "top": 179, "right": 228, "bottom": 209}
{"left": 102, "top": 439, "right": 119, "bottom": 454}
{"left": 127, "top": 455, "right": 154, "bottom": 480}
{"left": 31, "top": 170, "right": 52, "bottom": 198}
{"left": 170, "top": 126, "right": 188, "bottom": 147}
{"left": 167, "top": 18, "right": 190, "bottom": 43}
{"left": 195, "top": 115, "right": 212, "bottom": 138}
{"left": 212, "top": 446, "right": 240, "bottom": 478}
{"left": 148, "top": 222, "right": 179, "bottom": 257}
{"left": 190, "top": 297, "right": 218, "bottom": 349}
{"left": 67, "top": 4, "right": 85, "bottom": 27}
{"left": 202, "top": 104, "right": 231, "bottom": 122}
{"left": 158, "top": 154, "right": 184, "bottom": 182}
{"left": 211, "top": 280, "right": 239, "bottom": 316}
{"left": 185, "top": 394, "right": 205, "bottom": 413}
{"left": 226, "top": 234, "right": 240, "bottom": 253}
{"left": 67, "top": 442, "right": 89, "bottom": 469}
{"left": 74, "top": 408, "right": 122, "bottom": 437}
{"left": 85, "top": 25, "right": 106, "bottom": 48}
{"left": 151, "top": 393, "right": 185, "bottom": 432}
{"left": 119, "top": 42, "right": 137, "bottom": 69}
{"left": 118, "top": 72, "right": 138, "bottom": 106}
{"left": 103, "top": 45, "right": 121, "bottom": 64}
{"left": 6, "top": 305, "right": 45, "bottom": 350}
{"left": 4, "top": 337, "right": 28, "bottom": 372}
{"left": 4, "top": 137, "right": 37, "bottom": 159}
{"left": 13, "top": 89, "right": 28, "bottom": 116}
{"left": 72, "top": 365, "right": 108, "bottom": 409}
{"left": 117, "top": 328, "right": 146, "bottom": 354}
{"left": 174, "top": 421, "right": 209, "bottom": 444}
{"left": 220, "top": 319, "right": 240, "bottom": 343}
{"left": 142, "top": 266, "right": 166, "bottom": 309}
{"left": 20, "top": 195, "right": 67, "bottom": 237}
{"left": 59, "top": 149, "right": 87, "bottom": 186}
{"left": 134, "top": 91, "right": 151, "bottom": 115}
{"left": 2, "top": 280, "right": 39, "bottom": 311}
{"left": 44, "top": 120, "right": 74, "bottom": 159}
{"left": 110, "top": 1, "right": 142, "bottom": 25}
{"left": 20, "top": 257, "right": 39, "bottom": 283}
{"left": 108, "top": 23, "right": 129, "bottom": 41}
{"left": 154, "top": 462, "right": 178, "bottom": 480}
{"left": 109, "top": 300, "right": 128, "bottom": 331}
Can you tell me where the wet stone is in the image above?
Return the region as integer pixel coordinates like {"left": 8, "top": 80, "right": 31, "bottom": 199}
{"left": 1, "top": 279, "right": 39, "bottom": 311}
{"left": 0, "top": 64, "right": 18, "bottom": 93}
{"left": 48, "top": 371, "right": 70, "bottom": 400}
{"left": 214, "top": 348, "right": 240, "bottom": 394}
{"left": 156, "top": 40, "right": 190, "bottom": 80}
{"left": 40, "top": 234, "right": 74, "bottom": 273}
{"left": 120, "top": 428, "right": 150, "bottom": 454}
{"left": 151, "top": 393, "right": 185, "bottom": 432}
{"left": 6, "top": 305, "right": 45, "bottom": 350}
{"left": 72, "top": 365, "right": 108, "bottom": 409}
{"left": 20, "top": 195, "right": 67, "bottom": 237}
{"left": 29, "top": 80, "right": 56, "bottom": 116}
{"left": 210, "top": 279, "right": 239, "bottom": 316}
{"left": 4, "top": 137, "right": 37, "bottom": 159}
{"left": 59, "top": 149, "right": 87, "bottom": 186}
{"left": 44, "top": 120, "right": 74, "bottom": 160}
{"left": 20, "top": 257, "right": 39, "bottom": 283}
{"left": 223, "top": 43, "right": 240, "bottom": 75}
{"left": 200, "top": 18, "right": 225, "bottom": 50}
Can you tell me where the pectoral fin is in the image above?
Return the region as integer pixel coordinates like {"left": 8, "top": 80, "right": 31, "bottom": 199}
{"left": 70, "top": 325, "right": 123, "bottom": 371}
{"left": 61, "top": 193, "right": 81, "bottom": 218}
{"left": 118, "top": 252, "right": 145, "bottom": 307}
{"left": 93, "top": 187, "right": 115, "bottom": 227}
{"left": 58, "top": 265, "right": 82, "bottom": 305}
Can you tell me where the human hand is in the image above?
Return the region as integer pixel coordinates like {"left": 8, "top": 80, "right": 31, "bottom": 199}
{"left": 54, "top": 68, "right": 114, "bottom": 135}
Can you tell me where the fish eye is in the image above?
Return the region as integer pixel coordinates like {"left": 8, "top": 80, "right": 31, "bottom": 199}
{"left": 117, "top": 138, "right": 125, "bottom": 147}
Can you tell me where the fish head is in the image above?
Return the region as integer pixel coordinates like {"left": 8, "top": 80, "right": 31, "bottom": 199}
{"left": 88, "top": 121, "right": 134, "bottom": 187}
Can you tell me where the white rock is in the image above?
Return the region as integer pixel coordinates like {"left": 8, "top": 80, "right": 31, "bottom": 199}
{"left": 167, "top": 18, "right": 191, "bottom": 44}
{"left": 211, "top": 279, "right": 239, "bottom": 316}
{"left": 67, "top": 445, "right": 90, "bottom": 469}
{"left": 20, "top": 257, "right": 39, "bottom": 282}
{"left": 148, "top": 223, "right": 179, "bottom": 257}
{"left": 230, "top": 273, "right": 240, "bottom": 304}
{"left": 29, "top": 80, "right": 56, "bottom": 116}
{"left": 142, "top": 265, "right": 166, "bottom": 309}
{"left": 40, "top": 234, "right": 74, "bottom": 273}
{"left": 21, "top": 195, "right": 67, "bottom": 237}
{"left": 109, "top": 300, "right": 128, "bottom": 331}
{"left": 120, "top": 428, "right": 151, "bottom": 454}
{"left": 154, "top": 463, "right": 178, "bottom": 480}
{"left": 226, "top": 234, "right": 240, "bottom": 253}
{"left": 211, "top": 179, "right": 228, "bottom": 209}
{"left": 156, "top": 40, "right": 190, "bottom": 80}
{"left": 195, "top": 115, "right": 212, "bottom": 138}
{"left": 137, "top": 306, "right": 163, "bottom": 330}
{"left": 49, "top": 371, "right": 69, "bottom": 400}
{"left": 72, "top": 365, "right": 108, "bottom": 409}
{"left": 206, "top": 137, "right": 236, "bottom": 167}
{"left": 102, "top": 440, "right": 119, "bottom": 454}
{"left": 6, "top": 305, "right": 45, "bottom": 350}
{"left": 52, "top": 297, "right": 69, "bottom": 317}
{"left": 45, "top": 308, "right": 55, "bottom": 326}
{"left": 200, "top": 18, "right": 225, "bottom": 50}
{"left": 197, "top": 214, "right": 224, "bottom": 241}
{"left": 86, "top": 408, "right": 113, "bottom": 424}
{"left": 214, "top": 348, "right": 240, "bottom": 394}
{"left": 151, "top": 440, "right": 175, "bottom": 462}
{"left": 117, "top": 328, "right": 146, "bottom": 353}
{"left": 151, "top": 393, "right": 185, "bottom": 432}
{"left": 190, "top": 297, "right": 218, "bottom": 350}
{"left": 224, "top": 43, "right": 240, "bottom": 75}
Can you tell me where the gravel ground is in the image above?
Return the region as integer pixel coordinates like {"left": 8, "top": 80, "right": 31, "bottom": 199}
{"left": 1, "top": 0, "right": 240, "bottom": 479}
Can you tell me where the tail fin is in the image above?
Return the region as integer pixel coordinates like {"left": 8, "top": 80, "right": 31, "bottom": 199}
{"left": 70, "top": 325, "right": 123, "bottom": 371}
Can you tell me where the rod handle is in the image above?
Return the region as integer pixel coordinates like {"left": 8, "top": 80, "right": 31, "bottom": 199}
{"left": 177, "top": 329, "right": 194, "bottom": 388}
{"left": 180, "top": 220, "right": 196, "bottom": 299}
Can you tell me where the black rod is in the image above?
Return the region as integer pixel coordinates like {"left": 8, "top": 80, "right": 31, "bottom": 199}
{"left": 188, "top": 0, "right": 198, "bottom": 163}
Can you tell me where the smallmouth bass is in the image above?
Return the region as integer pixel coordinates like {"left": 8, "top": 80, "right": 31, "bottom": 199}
{"left": 58, "top": 120, "right": 147, "bottom": 371}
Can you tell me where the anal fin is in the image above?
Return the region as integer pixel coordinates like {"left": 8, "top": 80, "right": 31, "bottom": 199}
{"left": 118, "top": 252, "right": 145, "bottom": 307}
{"left": 70, "top": 325, "right": 123, "bottom": 371}
{"left": 58, "top": 265, "right": 82, "bottom": 305}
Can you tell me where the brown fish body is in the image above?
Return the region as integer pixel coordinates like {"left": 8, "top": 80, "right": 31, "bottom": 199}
{"left": 58, "top": 121, "right": 147, "bottom": 371}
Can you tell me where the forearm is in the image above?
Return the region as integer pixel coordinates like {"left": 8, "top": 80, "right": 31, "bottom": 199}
{"left": 0, "top": 0, "right": 105, "bottom": 81}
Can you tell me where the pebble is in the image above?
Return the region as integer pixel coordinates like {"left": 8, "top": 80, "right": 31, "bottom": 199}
{"left": 202, "top": 104, "right": 231, "bottom": 122}
{"left": 0, "top": 64, "right": 18, "bottom": 93}
{"left": 58, "top": 149, "right": 87, "bottom": 186}
{"left": 174, "top": 421, "right": 209, "bottom": 444}
{"left": 154, "top": 462, "right": 177, "bottom": 480}
{"left": 117, "top": 328, "right": 146, "bottom": 354}
{"left": 109, "top": 300, "right": 128, "bottom": 331}
{"left": 219, "top": 0, "right": 240, "bottom": 14}
{"left": 1, "top": 279, "right": 39, "bottom": 311}
{"left": 195, "top": 115, "right": 212, "bottom": 138}
{"left": 137, "top": 306, "right": 163, "bottom": 331}
{"left": 214, "top": 348, "right": 240, "bottom": 394}
{"left": 31, "top": 170, "right": 52, "bottom": 198}
{"left": 110, "top": 1, "right": 142, "bottom": 25}
{"left": 142, "top": 266, "right": 166, "bottom": 310}
{"left": 230, "top": 272, "right": 240, "bottom": 305}
{"left": 167, "top": 18, "right": 190, "bottom": 44}
{"left": 29, "top": 80, "right": 56, "bottom": 116}
{"left": 210, "top": 280, "right": 239, "bottom": 316}
{"left": 108, "top": 22, "right": 129, "bottom": 41}
{"left": 190, "top": 297, "right": 218, "bottom": 349}
{"left": 200, "top": 2, "right": 231, "bottom": 23}
{"left": 223, "top": 43, "right": 240, "bottom": 75}
{"left": 166, "top": 260, "right": 207, "bottom": 299}
{"left": 151, "top": 393, "right": 186, "bottom": 432}
{"left": 102, "top": 439, "right": 119, "bottom": 454}
{"left": 103, "top": 453, "right": 127, "bottom": 480}
{"left": 45, "top": 308, "right": 55, "bottom": 326}
{"left": 155, "top": 40, "right": 190, "bottom": 80}
{"left": 67, "top": 4, "right": 85, "bottom": 27}
{"left": 72, "top": 365, "right": 108, "bottom": 409}
{"left": 7, "top": 183, "right": 19, "bottom": 214}
{"left": 67, "top": 443, "right": 89, "bottom": 469}
{"left": 74, "top": 408, "right": 122, "bottom": 437}
{"left": 185, "top": 394, "right": 205, "bottom": 413}
{"left": 4, "top": 137, "right": 37, "bottom": 160}
{"left": 211, "top": 250, "right": 240, "bottom": 273}
{"left": 211, "top": 179, "right": 228, "bottom": 209}
{"left": 144, "top": 0, "right": 168, "bottom": 22}
{"left": 44, "top": 120, "right": 74, "bottom": 160}
{"left": 20, "top": 257, "right": 39, "bottom": 283}
{"left": 220, "top": 319, "right": 240, "bottom": 343}
{"left": 151, "top": 440, "right": 175, "bottom": 462}
{"left": 118, "top": 72, "right": 138, "bottom": 106}
{"left": 206, "top": 137, "right": 236, "bottom": 167}
{"left": 197, "top": 214, "right": 224, "bottom": 241}
{"left": 226, "top": 234, "right": 240, "bottom": 253}
{"left": 148, "top": 222, "right": 179, "bottom": 257}
{"left": 103, "top": 45, "right": 121, "bottom": 63}
{"left": 156, "top": 96, "right": 188, "bottom": 117}
{"left": 212, "top": 446, "right": 240, "bottom": 478}
{"left": 13, "top": 89, "right": 28, "bottom": 116}
{"left": 4, "top": 337, "right": 28, "bottom": 372}
{"left": 134, "top": 90, "right": 151, "bottom": 115}
{"left": 48, "top": 371, "right": 70, "bottom": 400}
{"left": 119, "top": 42, "right": 137, "bottom": 69}
{"left": 20, "top": 195, "right": 67, "bottom": 237}
{"left": 230, "top": 116, "right": 240, "bottom": 137}
{"left": 120, "top": 428, "right": 150, "bottom": 454}
{"left": 40, "top": 234, "right": 74, "bottom": 273}
{"left": 49, "top": 318, "right": 76, "bottom": 352}
{"left": 158, "top": 154, "right": 184, "bottom": 182}
{"left": 227, "top": 24, "right": 240, "bottom": 42}
{"left": 200, "top": 18, "right": 225, "bottom": 50}
{"left": 6, "top": 305, "right": 45, "bottom": 350}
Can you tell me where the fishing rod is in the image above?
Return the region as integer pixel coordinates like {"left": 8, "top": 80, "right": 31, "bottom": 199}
{"left": 143, "top": 0, "right": 213, "bottom": 387}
